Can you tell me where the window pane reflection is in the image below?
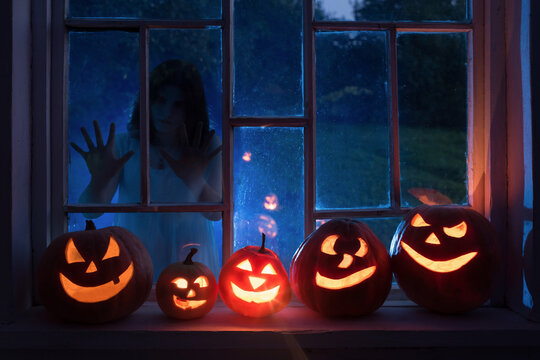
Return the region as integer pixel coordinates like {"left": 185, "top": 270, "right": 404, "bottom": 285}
{"left": 149, "top": 29, "right": 223, "bottom": 203}
{"left": 234, "top": 0, "right": 303, "bottom": 116}
{"left": 68, "top": 32, "right": 140, "bottom": 204}
{"left": 316, "top": 31, "right": 389, "bottom": 209}
{"left": 398, "top": 33, "right": 468, "bottom": 206}
{"left": 234, "top": 127, "right": 304, "bottom": 271}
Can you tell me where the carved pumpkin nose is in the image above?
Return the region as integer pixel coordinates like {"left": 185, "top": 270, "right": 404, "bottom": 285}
{"left": 425, "top": 233, "right": 441, "bottom": 245}
{"left": 187, "top": 289, "right": 196, "bottom": 298}
{"left": 338, "top": 254, "right": 353, "bottom": 268}
{"left": 85, "top": 261, "right": 98, "bottom": 273}
{"left": 249, "top": 276, "right": 266, "bottom": 290}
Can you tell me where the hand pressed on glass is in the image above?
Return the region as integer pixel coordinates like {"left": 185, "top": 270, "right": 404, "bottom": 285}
{"left": 71, "top": 120, "right": 134, "bottom": 206}
{"left": 160, "top": 121, "right": 222, "bottom": 190}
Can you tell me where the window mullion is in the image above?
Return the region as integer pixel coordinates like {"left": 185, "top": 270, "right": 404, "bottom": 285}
{"left": 304, "top": 0, "right": 315, "bottom": 237}
{"left": 388, "top": 28, "right": 401, "bottom": 210}
{"left": 222, "top": 0, "right": 234, "bottom": 263}
{"left": 139, "top": 25, "right": 150, "bottom": 206}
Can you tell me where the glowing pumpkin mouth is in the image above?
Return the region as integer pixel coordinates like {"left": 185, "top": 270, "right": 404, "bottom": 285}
{"left": 315, "top": 266, "right": 376, "bottom": 290}
{"left": 173, "top": 295, "right": 207, "bottom": 310}
{"left": 59, "top": 262, "right": 134, "bottom": 303}
{"left": 230, "top": 282, "right": 280, "bottom": 303}
{"left": 401, "top": 242, "right": 478, "bottom": 273}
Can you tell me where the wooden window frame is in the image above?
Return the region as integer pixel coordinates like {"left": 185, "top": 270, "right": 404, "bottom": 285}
{"left": 13, "top": 0, "right": 530, "bottom": 319}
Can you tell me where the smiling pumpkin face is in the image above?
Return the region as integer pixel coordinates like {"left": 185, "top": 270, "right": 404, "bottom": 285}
{"left": 218, "top": 234, "right": 291, "bottom": 317}
{"left": 290, "top": 219, "right": 392, "bottom": 317}
{"left": 60, "top": 236, "right": 134, "bottom": 303}
{"left": 390, "top": 205, "right": 499, "bottom": 314}
{"left": 156, "top": 248, "right": 217, "bottom": 320}
{"left": 37, "top": 221, "right": 153, "bottom": 323}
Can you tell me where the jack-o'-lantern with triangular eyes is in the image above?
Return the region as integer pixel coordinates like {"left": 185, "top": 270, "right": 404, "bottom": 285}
{"left": 156, "top": 248, "right": 217, "bottom": 320}
{"left": 218, "top": 234, "right": 291, "bottom": 317}
{"left": 390, "top": 205, "right": 499, "bottom": 314}
{"left": 290, "top": 219, "right": 392, "bottom": 317}
{"left": 37, "top": 221, "right": 153, "bottom": 323}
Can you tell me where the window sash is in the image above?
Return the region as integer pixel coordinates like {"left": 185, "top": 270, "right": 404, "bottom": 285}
{"left": 53, "top": 0, "right": 486, "bottom": 269}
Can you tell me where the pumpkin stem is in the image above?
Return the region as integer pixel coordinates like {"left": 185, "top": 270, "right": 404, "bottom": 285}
{"left": 184, "top": 248, "right": 198, "bottom": 265}
{"left": 258, "top": 233, "right": 266, "bottom": 253}
{"left": 85, "top": 220, "right": 96, "bottom": 231}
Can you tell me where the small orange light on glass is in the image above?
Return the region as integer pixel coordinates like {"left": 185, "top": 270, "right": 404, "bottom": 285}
{"left": 263, "top": 193, "right": 278, "bottom": 210}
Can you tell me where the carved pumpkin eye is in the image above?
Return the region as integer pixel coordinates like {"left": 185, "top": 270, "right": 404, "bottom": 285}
{"left": 443, "top": 221, "right": 467, "bottom": 238}
{"left": 172, "top": 277, "right": 188, "bottom": 289}
{"left": 236, "top": 259, "right": 253, "bottom": 271}
{"left": 102, "top": 236, "right": 120, "bottom": 260}
{"left": 261, "top": 263, "right": 277, "bottom": 275}
{"left": 355, "top": 238, "right": 368, "bottom": 257}
{"left": 65, "top": 238, "right": 85, "bottom": 264}
{"left": 411, "top": 214, "right": 430, "bottom": 227}
{"left": 321, "top": 235, "right": 339, "bottom": 255}
{"left": 194, "top": 276, "right": 209, "bottom": 288}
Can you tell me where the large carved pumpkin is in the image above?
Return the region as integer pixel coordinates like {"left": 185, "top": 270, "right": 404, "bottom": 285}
{"left": 218, "top": 234, "right": 291, "bottom": 317}
{"left": 290, "top": 218, "right": 392, "bottom": 317}
{"left": 37, "top": 221, "right": 153, "bottom": 323}
{"left": 156, "top": 248, "right": 217, "bottom": 320}
{"left": 390, "top": 205, "right": 499, "bottom": 313}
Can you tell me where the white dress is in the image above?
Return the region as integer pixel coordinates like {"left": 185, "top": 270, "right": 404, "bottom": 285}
{"left": 114, "top": 133, "right": 221, "bottom": 279}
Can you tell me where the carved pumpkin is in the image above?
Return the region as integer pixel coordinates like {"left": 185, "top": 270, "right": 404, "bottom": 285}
{"left": 390, "top": 205, "right": 499, "bottom": 313}
{"left": 218, "top": 234, "right": 291, "bottom": 317}
{"left": 290, "top": 218, "right": 392, "bottom": 317}
{"left": 37, "top": 221, "right": 153, "bottom": 323}
{"left": 156, "top": 248, "right": 217, "bottom": 320}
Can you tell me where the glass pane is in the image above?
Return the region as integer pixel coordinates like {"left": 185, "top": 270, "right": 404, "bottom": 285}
{"left": 68, "top": 32, "right": 140, "bottom": 204}
{"left": 69, "top": 0, "right": 221, "bottom": 20}
{"left": 316, "top": 31, "right": 389, "bottom": 209}
{"left": 149, "top": 30, "right": 223, "bottom": 203}
{"left": 315, "top": 0, "right": 469, "bottom": 22}
{"left": 315, "top": 217, "right": 402, "bottom": 251}
{"left": 68, "top": 212, "right": 222, "bottom": 280}
{"left": 234, "top": 0, "right": 303, "bottom": 116}
{"left": 233, "top": 128, "right": 304, "bottom": 271}
{"left": 398, "top": 33, "right": 468, "bottom": 206}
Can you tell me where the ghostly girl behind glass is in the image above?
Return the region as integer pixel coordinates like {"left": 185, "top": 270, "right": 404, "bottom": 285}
{"left": 71, "top": 60, "right": 222, "bottom": 279}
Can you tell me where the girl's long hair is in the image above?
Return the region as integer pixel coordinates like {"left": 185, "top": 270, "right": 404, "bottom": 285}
{"left": 128, "top": 59, "right": 210, "bottom": 145}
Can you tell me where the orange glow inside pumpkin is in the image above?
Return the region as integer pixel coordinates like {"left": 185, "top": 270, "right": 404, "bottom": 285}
{"left": 316, "top": 235, "right": 375, "bottom": 289}
{"left": 230, "top": 259, "right": 280, "bottom": 303}
{"left": 425, "top": 233, "right": 441, "bottom": 245}
{"left": 337, "top": 254, "right": 353, "bottom": 268}
{"left": 60, "top": 236, "right": 134, "bottom": 303}
{"left": 411, "top": 214, "right": 431, "bottom": 227}
{"left": 173, "top": 295, "right": 207, "bottom": 310}
{"left": 443, "top": 221, "right": 467, "bottom": 238}
{"left": 171, "top": 276, "right": 210, "bottom": 310}
{"left": 60, "top": 263, "right": 134, "bottom": 303}
{"left": 401, "top": 242, "right": 478, "bottom": 273}
{"left": 315, "top": 266, "right": 376, "bottom": 290}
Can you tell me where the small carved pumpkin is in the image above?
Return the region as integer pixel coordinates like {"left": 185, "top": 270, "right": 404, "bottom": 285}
{"left": 390, "top": 205, "right": 499, "bottom": 313}
{"left": 218, "top": 234, "right": 291, "bottom": 317}
{"left": 290, "top": 218, "right": 392, "bottom": 317}
{"left": 37, "top": 221, "right": 153, "bottom": 323}
{"left": 156, "top": 248, "right": 217, "bottom": 320}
